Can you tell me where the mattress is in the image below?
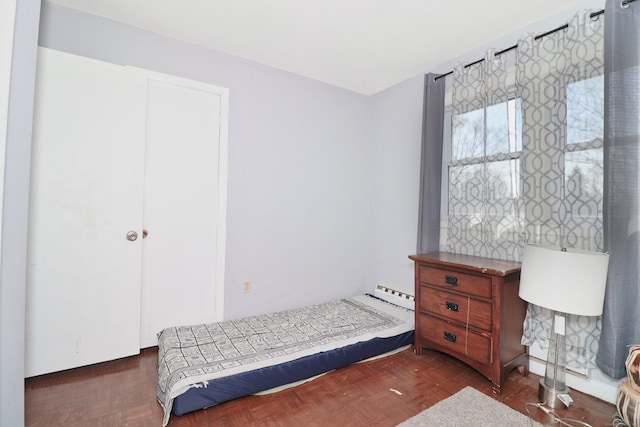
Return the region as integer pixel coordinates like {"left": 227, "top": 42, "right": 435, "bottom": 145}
{"left": 157, "top": 291, "right": 414, "bottom": 425}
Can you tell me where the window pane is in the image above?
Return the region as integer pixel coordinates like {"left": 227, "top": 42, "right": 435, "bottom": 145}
{"left": 566, "top": 148, "right": 603, "bottom": 196}
{"left": 447, "top": 163, "right": 484, "bottom": 251}
{"left": 567, "top": 76, "right": 604, "bottom": 145}
{"left": 486, "top": 160, "right": 522, "bottom": 245}
{"left": 452, "top": 109, "right": 484, "bottom": 160}
{"left": 449, "top": 163, "right": 483, "bottom": 215}
{"left": 564, "top": 148, "right": 603, "bottom": 249}
{"left": 447, "top": 160, "right": 522, "bottom": 258}
{"left": 486, "top": 99, "right": 522, "bottom": 156}
{"left": 452, "top": 99, "right": 522, "bottom": 161}
{"left": 487, "top": 159, "right": 520, "bottom": 202}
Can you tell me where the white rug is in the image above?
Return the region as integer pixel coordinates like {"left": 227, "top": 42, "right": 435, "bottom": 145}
{"left": 397, "top": 386, "right": 542, "bottom": 427}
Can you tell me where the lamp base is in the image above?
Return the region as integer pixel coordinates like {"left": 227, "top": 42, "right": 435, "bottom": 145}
{"left": 538, "top": 378, "right": 572, "bottom": 409}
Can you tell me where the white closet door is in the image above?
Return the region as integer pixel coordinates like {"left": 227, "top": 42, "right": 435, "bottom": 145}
{"left": 25, "top": 48, "right": 147, "bottom": 376}
{"left": 139, "top": 75, "right": 226, "bottom": 347}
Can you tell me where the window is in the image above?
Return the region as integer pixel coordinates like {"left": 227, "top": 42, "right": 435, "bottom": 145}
{"left": 443, "top": 76, "right": 605, "bottom": 255}
{"left": 445, "top": 97, "right": 523, "bottom": 258}
{"left": 565, "top": 75, "right": 604, "bottom": 248}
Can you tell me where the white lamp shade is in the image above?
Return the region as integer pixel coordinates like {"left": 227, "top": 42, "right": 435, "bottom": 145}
{"left": 519, "top": 245, "right": 609, "bottom": 316}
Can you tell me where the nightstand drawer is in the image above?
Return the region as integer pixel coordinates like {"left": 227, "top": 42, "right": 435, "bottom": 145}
{"left": 419, "top": 286, "right": 492, "bottom": 331}
{"left": 419, "top": 265, "right": 491, "bottom": 299}
{"left": 418, "top": 314, "right": 492, "bottom": 366}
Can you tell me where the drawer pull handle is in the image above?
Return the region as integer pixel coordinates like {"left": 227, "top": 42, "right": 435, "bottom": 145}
{"left": 445, "top": 301, "right": 459, "bottom": 312}
{"left": 444, "top": 331, "right": 457, "bottom": 343}
{"left": 444, "top": 275, "right": 458, "bottom": 286}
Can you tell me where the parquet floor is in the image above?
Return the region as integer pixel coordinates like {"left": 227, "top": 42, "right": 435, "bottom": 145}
{"left": 25, "top": 347, "right": 617, "bottom": 426}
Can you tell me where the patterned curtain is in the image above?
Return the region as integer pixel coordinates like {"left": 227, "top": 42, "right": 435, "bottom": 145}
{"left": 518, "top": 12, "right": 605, "bottom": 370}
{"left": 448, "top": 50, "right": 523, "bottom": 261}
{"left": 446, "top": 10, "right": 605, "bottom": 369}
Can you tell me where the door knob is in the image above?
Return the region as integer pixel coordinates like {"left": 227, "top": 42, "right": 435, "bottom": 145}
{"left": 126, "top": 231, "right": 138, "bottom": 241}
{"left": 142, "top": 229, "right": 148, "bottom": 239}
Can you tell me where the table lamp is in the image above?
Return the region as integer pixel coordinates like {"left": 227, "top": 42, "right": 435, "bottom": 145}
{"left": 518, "top": 244, "right": 609, "bottom": 409}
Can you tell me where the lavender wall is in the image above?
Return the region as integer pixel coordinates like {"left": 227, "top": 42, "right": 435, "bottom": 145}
{"left": 368, "top": 76, "right": 425, "bottom": 294}
{"left": 38, "top": 2, "right": 375, "bottom": 320}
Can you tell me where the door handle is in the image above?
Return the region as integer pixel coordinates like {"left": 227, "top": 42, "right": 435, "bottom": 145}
{"left": 142, "top": 229, "right": 148, "bottom": 239}
{"left": 126, "top": 231, "right": 138, "bottom": 241}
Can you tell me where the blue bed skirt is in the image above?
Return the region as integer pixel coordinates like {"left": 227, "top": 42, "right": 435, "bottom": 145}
{"left": 172, "top": 330, "right": 414, "bottom": 416}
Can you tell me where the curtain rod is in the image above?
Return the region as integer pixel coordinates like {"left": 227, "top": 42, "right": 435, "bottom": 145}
{"left": 433, "top": 0, "right": 636, "bottom": 82}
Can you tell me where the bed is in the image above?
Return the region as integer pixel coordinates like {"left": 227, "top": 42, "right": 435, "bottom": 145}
{"left": 157, "top": 285, "right": 415, "bottom": 425}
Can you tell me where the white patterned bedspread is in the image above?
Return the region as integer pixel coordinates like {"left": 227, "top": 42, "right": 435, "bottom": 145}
{"left": 157, "top": 294, "right": 414, "bottom": 425}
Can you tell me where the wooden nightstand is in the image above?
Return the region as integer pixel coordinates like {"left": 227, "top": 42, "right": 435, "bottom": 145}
{"left": 409, "top": 252, "right": 529, "bottom": 394}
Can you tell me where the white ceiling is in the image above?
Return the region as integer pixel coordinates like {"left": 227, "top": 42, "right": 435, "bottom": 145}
{"left": 47, "top": 0, "right": 592, "bottom": 95}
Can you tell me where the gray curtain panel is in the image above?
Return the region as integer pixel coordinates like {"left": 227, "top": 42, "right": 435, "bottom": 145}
{"left": 596, "top": 0, "right": 640, "bottom": 379}
{"left": 416, "top": 74, "right": 445, "bottom": 254}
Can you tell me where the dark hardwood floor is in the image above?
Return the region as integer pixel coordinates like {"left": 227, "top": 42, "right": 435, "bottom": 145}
{"left": 25, "top": 347, "right": 617, "bottom": 426}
